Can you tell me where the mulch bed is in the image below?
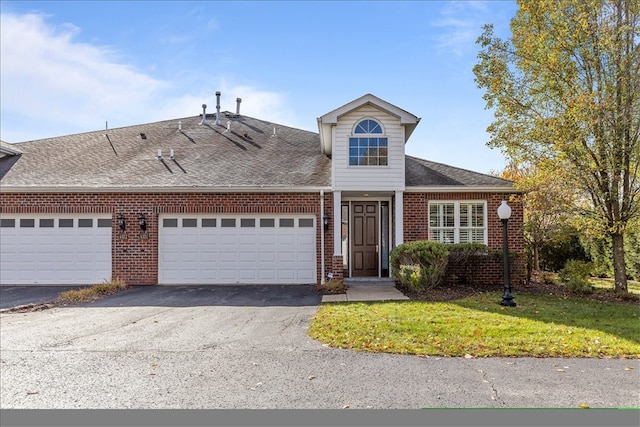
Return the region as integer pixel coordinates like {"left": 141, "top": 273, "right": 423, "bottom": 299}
{"left": 397, "top": 278, "right": 639, "bottom": 305}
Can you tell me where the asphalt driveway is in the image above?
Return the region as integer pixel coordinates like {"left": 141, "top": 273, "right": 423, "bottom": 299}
{"left": 1, "top": 284, "right": 638, "bottom": 411}
{"left": 0, "top": 284, "right": 322, "bottom": 310}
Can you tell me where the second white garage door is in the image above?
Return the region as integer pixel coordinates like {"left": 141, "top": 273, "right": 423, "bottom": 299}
{"left": 158, "top": 216, "right": 317, "bottom": 284}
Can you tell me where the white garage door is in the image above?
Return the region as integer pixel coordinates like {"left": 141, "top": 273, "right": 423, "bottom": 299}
{"left": 159, "top": 215, "right": 316, "bottom": 284}
{"left": 0, "top": 215, "right": 112, "bottom": 285}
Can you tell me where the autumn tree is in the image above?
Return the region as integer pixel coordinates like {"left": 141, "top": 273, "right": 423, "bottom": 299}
{"left": 503, "top": 159, "right": 577, "bottom": 272}
{"left": 474, "top": 0, "right": 640, "bottom": 292}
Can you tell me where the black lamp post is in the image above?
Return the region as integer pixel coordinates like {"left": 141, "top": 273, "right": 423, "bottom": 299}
{"left": 497, "top": 200, "right": 516, "bottom": 307}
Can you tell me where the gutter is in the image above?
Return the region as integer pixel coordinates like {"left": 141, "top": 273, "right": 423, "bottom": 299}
{"left": 404, "top": 186, "right": 522, "bottom": 193}
{"left": 320, "top": 189, "right": 325, "bottom": 285}
{"left": 0, "top": 185, "right": 333, "bottom": 194}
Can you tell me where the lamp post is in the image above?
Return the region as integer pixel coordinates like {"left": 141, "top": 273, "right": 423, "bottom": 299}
{"left": 497, "top": 200, "right": 516, "bottom": 307}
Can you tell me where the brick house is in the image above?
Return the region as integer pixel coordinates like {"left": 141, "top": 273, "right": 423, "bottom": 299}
{"left": 0, "top": 94, "right": 524, "bottom": 286}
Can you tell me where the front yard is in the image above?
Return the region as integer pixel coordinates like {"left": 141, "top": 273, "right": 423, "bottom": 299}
{"left": 309, "top": 278, "right": 640, "bottom": 358}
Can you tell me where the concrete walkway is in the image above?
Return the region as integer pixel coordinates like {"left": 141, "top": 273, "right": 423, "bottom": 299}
{"left": 321, "top": 278, "right": 409, "bottom": 303}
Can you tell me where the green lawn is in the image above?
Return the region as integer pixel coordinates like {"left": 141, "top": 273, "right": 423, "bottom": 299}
{"left": 309, "top": 291, "right": 640, "bottom": 358}
{"left": 590, "top": 277, "right": 640, "bottom": 294}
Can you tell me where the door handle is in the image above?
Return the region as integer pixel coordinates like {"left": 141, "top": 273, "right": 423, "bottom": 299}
{"left": 376, "top": 245, "right": 379, "bottom": 252}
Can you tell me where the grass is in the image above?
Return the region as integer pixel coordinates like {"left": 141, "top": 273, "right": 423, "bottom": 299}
{"left": 309, "top": 290, "right": 640, "bottom": 358}
{"left": 58, "top": 278, "right": 128, "bottom": 303}
{"left": 590, "top": 277, "right": 640, "bottom": 294}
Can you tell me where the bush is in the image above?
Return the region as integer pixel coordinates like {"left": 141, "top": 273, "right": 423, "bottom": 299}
{"left": 390, "top": 241, "right": 449, "bottom": 292}
{"left": 559, "top": 260, "right": 594, "bottom": 294}
{"left": 446, "top": 243, "right": 489, "bottom": 284}
{"left": 539, "top": 226, "right": 589, "bottom": 272}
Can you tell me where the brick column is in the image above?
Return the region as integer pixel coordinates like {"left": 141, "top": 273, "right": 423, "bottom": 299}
{"left": 331, "top": 255, "right": 344, "bottom": 281}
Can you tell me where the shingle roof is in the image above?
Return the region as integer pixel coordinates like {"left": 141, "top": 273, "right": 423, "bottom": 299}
{"left": 405, "top": 155, "right": 514, "bottom": 189}
{"left": 0, "top": 113, "right": 331, "bottom": 190}
{"left": 0, "top": 115, "right": 514, "bottom": 192}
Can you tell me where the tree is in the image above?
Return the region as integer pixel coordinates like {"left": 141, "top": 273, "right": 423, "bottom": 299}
{"left": 474, "top": 0, "right": 640, "bottom": 293}
{"left": 502, "top": 159, "right": 576, "bottom": 272}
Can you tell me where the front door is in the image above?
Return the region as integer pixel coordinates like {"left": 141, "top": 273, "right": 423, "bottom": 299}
{"left": 351, "top": 202, "right": 378, "bottom": 276}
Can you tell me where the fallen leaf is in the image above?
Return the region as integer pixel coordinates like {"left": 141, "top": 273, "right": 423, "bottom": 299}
{"left": 464, "top": 354, "right": 473, "bottom": 359}
{"left": 624, "top": 366, "right": 634, "bottom": 371}
{"left": 343, "top": 404, "right": 350, "bottom": 409}
{"left": 579, "top": 403, "right": 589, "bottom": 409}
{"left": 26, "top": 391, "right": 39, "bottom": 395}
{"left": 309, "top": 375, "right": 316, "bottom": 380}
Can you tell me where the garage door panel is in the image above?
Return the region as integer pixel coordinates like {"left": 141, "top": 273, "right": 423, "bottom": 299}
{"left": 159, "top": 215, "right": 316, "bottom": 284}
{"left": 0, "top": 215, "right": 111, "bottom": 285}
{"left": 259, "top": 252, "right": 276, "bottom": 262}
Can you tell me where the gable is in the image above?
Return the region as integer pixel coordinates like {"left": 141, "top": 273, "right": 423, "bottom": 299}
{"left": 317, "top": 94, "right": 420, "bottom": 156}
{"left": 0, "top": 140, "right": 22, "bottom": 158}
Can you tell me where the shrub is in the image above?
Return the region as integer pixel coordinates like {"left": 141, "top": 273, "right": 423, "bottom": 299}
{"left": 446, "top": 243, "right": 489, "bottom": 284}
{"left": 390, "top": 241, "right": 449, "bottom": 292}
{"left": 559, "top": 260, "right": 594, "bottom": 294}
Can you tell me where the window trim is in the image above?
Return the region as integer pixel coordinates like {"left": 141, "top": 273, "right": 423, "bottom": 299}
{"left": 427, "top": 201, "right": 488, "bottom": 245}
{"left": 348, "top": 118, "right": 388, "bottom": 167}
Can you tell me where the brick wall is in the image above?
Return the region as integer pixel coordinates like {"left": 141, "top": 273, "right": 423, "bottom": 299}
{"left": 402, "top": 192, "right": 525, "bottom": 286}
{"left": 1, "top": 191, "right": 524, "bottom": 287}
{"left": 1, "top": 192, "right": 331, "bottom": 285}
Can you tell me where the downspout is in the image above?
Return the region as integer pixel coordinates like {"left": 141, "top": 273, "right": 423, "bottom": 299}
{"left": 320, "top": 189, "right": 326, "bottom": 285}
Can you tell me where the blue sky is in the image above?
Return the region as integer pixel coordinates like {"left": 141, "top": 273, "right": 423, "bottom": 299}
{"left": 0, "top": 1, "right": 517, "bottom": 173}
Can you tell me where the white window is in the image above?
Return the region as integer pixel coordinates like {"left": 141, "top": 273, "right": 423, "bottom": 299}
{"left": 349, "top": 119, "right": 388, "bottom": 166}
{"left": 428, "top": 201, "right": 487, "bottom": 244}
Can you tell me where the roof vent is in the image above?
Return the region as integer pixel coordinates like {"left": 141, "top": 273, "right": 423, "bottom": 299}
{"left": 215, "top": 91, "right": 221, "bottom": 126}
{"left": 140, "top": 133, "right": 147, "bottom": 139}
{"left": 236, "top": 98, "right": 242, "bottom": 116}
{"left": 178, "top": 121, "right": 182, "bottom": 132}
{"left": 200, "top": 104, "right": 208, "bottom": 125}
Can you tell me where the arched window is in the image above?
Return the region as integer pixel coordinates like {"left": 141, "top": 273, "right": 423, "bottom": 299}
{"left": 349, "top": 119, "right": 388, "bottom": 166}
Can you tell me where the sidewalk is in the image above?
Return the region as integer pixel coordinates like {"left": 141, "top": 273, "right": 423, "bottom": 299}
{"left": 321, "top": 279, "right": 409, "bottom": 303}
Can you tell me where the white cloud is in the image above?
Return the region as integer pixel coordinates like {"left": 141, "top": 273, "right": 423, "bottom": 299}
{"left": 431, "top": 1, "right": 490, "bottom": 57}
{"left": 0, "top": 12, "right": 300, "bottom": 142}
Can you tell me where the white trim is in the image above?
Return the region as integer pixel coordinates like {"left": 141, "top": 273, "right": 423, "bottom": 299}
{"left": 394, "top": 191, "right": 404, "bottom": 247}
{"left": 333, "top": 191, "right": 342, "bottom": 256}
{"left": 405, "top": 186, "right": 518, "bottom": 193}
{"left": 427, "top": 200, "right": 488, "bottom": 245}
{"left": 320, "top": 189, "right": 325, "bottom": 285}
{"left": 0, "top": 186, "right": 333, "bottom": 194}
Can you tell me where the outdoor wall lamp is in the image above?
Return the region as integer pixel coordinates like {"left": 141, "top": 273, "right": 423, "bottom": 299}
{"left": 117, "top": 214, "right": 126, "bottom": 231}
{"left": 497, "top": 200, "right": 516, "bottom": 307}
{"left": 138, "top": 213, "right": 147, "bottom": 231}
{"left": 323, "top": 213, "right": 330, "bottom": 232}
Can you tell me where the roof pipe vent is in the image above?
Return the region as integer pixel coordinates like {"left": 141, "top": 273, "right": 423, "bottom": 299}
{"left": 215, "top": 91, "right": 221, "bottom": 126}
{"left": 236, "top": 98, "right": 242, "bottom": 116}
{"left": 200, "top": 104, "right": 208, "bottom": 125}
